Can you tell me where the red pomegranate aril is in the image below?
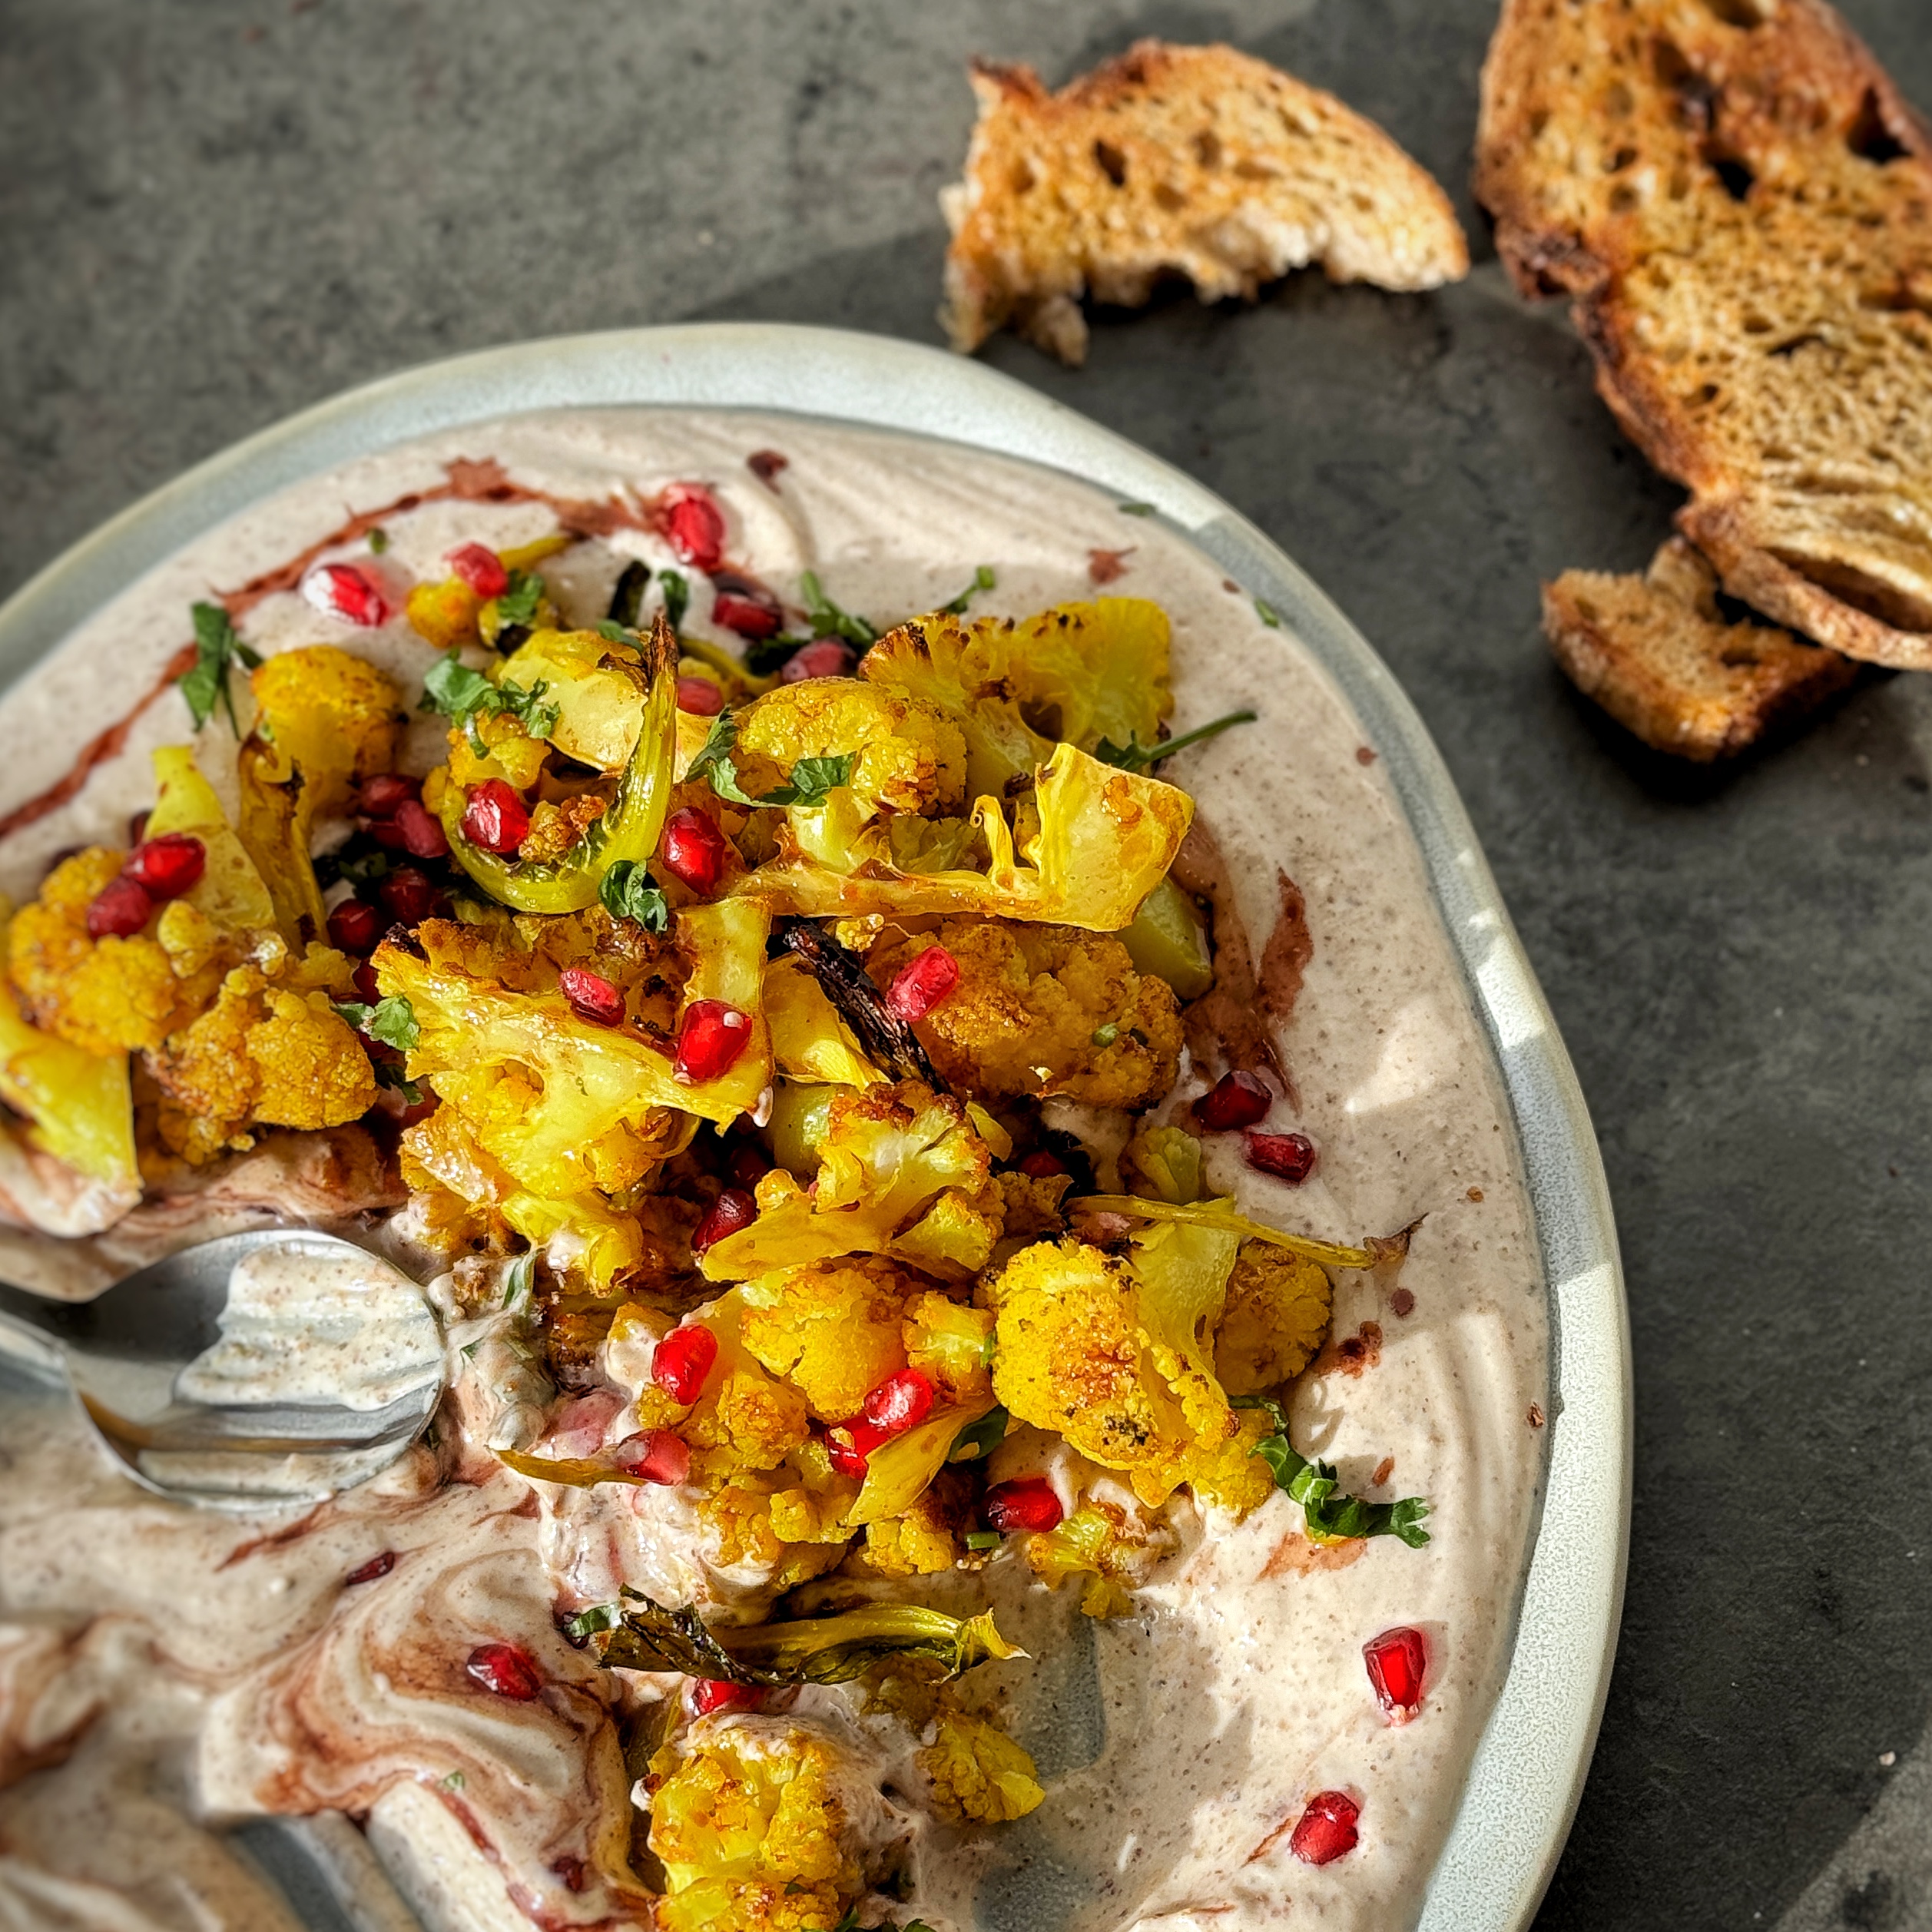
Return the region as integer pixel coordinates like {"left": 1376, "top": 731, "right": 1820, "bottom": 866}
{"left": 725, "top": 1145, "right": 769, "bottom": 1191}
{"left": 615, "top": 1428, "right": 691, "bottom": 1486}
{"left": 352, "top": 960, "right": 382, "bottom": 1004}
{"left": 390, "top": 798, "right": 449, "bottom": 861}
{"left": 1289, "top": 1791, "right": 1360, "bottom": 1867}
{"left": 861, "top": 1368, "right": 934, "bottom": 1437}
{"left": 710, "top": 589, "right": 782, "bottom": 639}
{"left": 460, "top": 778, "right": 531, "bottom": 856}
{"left": 675, "top": 1000, "right": 751, "bottom": 1083}
{"left": 303, "top": 561, "right": 389, "bottom": 628}
{"left": 327, "top": 898, "right": 383, "bottom": 955}
{"left": 345, "top": 1551, "right": 396, "bottom": 1586}
{"left": 445, "top": 542, "right": 509, "bottom": 598}
{"left": 560, "top": 966, "right": 625, "bottom": 1028}
{"left": 661, "top": 807, "right": 728, "bottom": 895}
{"left": 128, "top": 809, "right": 150, "bottom": 846}
{"left": 885, "top": 946, "right": 959, "bottom": 1024}
{"left": 358, "top": 772, "right": 419, "bottom": 817}
{"left": 1246, "top": 1131, "right": 1317, "bottom": 1185}
{"left": 981, "top": 1477, "right": 1064, "bottom": 1536}
{"left": 691, "top": 1678, "right": 762, "bottom": 1718}
{"left": 1017, "top": 1150, "right": 1066, "bottom": 1179}
{"left": 691, "top": 1187, "right": 757, "bottom": 1259}
{"left": 780, "top": 638, "right": 857, "bottom": 683}
{"left": 549, "top": 1855, "right": 587, "bottom": 1894}
{"left": 824, "top": 1417, "right": 890, "bottom": 1480}
{"left": 1363, "top": 1625, "right": 1428, "bottom": 1722}
{"left": 676, "top": 674, "right": 725, "bottom": 717}
{"left": 651, "top": 1323, "right": 720, "bottom": 1403}
{"left": 126, "top": 833, "right": 206, "bottom": 900}
{"left": 378, "top": 865, "right": 442, "bottom": 926}
{"left": 662, "top": 484, "right": 726, "bottom": 572}
{"left": 88, "top": 876, "right": 153, "bottom": 939}
{"left": 1195, "top": 1069, "right": 1273, "bottom": 1132}
{"left": 466, "top": 1642, "right": 542, "bottom": 1702}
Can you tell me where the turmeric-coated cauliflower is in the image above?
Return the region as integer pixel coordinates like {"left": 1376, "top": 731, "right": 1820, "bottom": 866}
{"left": 647, "top": 1719, "right": 880, "bottom": 1932}
{"left": 1214, "top": 1244, "right": 1334, "bottom": 1396}
{"left": 903, "top": 1291, "right": 996, "bottom": 1410}
{"left": 735, "top": 680, "right": 966, "bottom": 817}
{"left": 737, "top": 1255, "right": 914, "bottom": 1421}
{"left": 920, "top": 1706, "right": 1046, "bottom": 1822}
{"left": 868, "top": 917, "right": 1181, "bottom": 1108}
{"left": 1026, "top": 1496, "right": 1178, "bottom": 1617}
{"left": 863, "top": 1470, "right": 970, "bottom": 1577}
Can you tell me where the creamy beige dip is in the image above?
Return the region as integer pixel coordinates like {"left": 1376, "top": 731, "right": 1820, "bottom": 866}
{"left": 0, "top": 409, "right": 1546, "bottom": 1932}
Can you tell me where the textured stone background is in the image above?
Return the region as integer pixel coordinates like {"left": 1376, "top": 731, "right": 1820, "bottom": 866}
{"left": 4, "top": 2, "right": 1930, "bottom": 1927}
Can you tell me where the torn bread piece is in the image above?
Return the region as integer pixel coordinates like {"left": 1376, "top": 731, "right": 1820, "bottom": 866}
{"left": 1477, "top": 0, "right": 1932, "bottom": 669}
{"left": 942, "top": 40, "right": 1468, "bottom": 366}
{"left": 1543, "top": 537, "right": 1858, "bottom": 761}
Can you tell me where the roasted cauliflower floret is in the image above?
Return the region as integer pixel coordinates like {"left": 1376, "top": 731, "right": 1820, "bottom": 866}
{"left": 1026, "top": 1496, "right": 1177, "bottom": 1618}
{"left": 1214, "top": 1244, "right": 1334, "bottom": 1397}
{"left": 863, "top": 1470, "right": 970, "bottom": 1577}
{"left": 648, "top": 1722, "right": 868, "bottom": 1932}
{"left": 739, "top": 1256, "right": 915, "bottom": 1421}
{"left": 8, "top": 850, "right": 200, "bottom": 1055}
{"left": 920, "top": 1706, "right": 1046, "bottom": 1823}
{"left": 736, "top": 681, "right": 966, "bottom": 816}
{"left": 868, "top": 918, "right": 1181, "bottom": 1108}
{"left": 903, "top": 1291, "right": 996, "bottom": 1410}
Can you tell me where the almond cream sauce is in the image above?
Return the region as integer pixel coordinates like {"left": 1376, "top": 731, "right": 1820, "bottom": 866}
{"left": 0, "top": 409, "right": 1546, "bottom": 1932}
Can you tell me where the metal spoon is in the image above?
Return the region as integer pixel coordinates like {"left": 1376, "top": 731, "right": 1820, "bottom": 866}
{"left": 0, "top": 1228, "right": 445, "bottom": 1509}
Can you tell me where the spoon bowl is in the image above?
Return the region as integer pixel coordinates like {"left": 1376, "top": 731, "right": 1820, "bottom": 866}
{"left": 0, "top": 1229, "right": 445, "bottom": 1509}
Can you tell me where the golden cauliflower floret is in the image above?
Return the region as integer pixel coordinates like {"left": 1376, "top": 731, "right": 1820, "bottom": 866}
{"left": 250, "top": 645, "right": 403, "bottom": 781}
{"left": 996, "top": 1168, "right": 1072, "bottom": 1241}
{"left": 1026, "top": 1498, "right": 1174, "bottom": 1618}
{"left": 738, "top": 1256, "right": 913, "bottom": 1420}
{"left": 920, "top": 1708, "right": 1046, "bottom": 1823}
{"left": 736, "top": 681, "right": 966, "bottom": 816}
{"left": 648, "top": 1724, "right": 863, "bottom": 1932}
{"left": 8, "top": 850, "right": 196, "bottom": 1056}
{"left": 1188, "top": 1407, "right": 1279, "bottom": 1516}
{"left": 903, "top": 1290, "right": 995, "bottom": 1409}
{"left": 869, "top": 918, "right": 1181, "bottom": 1108}
{"left": 861, "top": 1469, "right": 971, "bottom": 1576}
{"left": 1214, "top": 1244, "right": 1334, "bottom": 1397}
{"left": 698, "top": 1480, "right": 850, "bottom": 1590}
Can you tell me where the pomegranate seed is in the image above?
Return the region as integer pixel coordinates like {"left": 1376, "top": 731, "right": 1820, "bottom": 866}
{"left": 674, "top": 999, "right": 751, "bottom": 1083}
{"left": 378, "top": 865, "right": 443, "bottom": 926}
{"left": 327, "top": 898, "right": 383, "bottom": 955}
{"left": 1289, "top": 1791, "right": 1360, "bottom": 1866}
{"left": 345, "top": 1551, "right": 396, "bottom": 1586}
{"left": 709, "top": 581, "right": 783, "bottom": 639}
{"left": 128, "top": 810, "right": 150, "bottom": 846}
{"left": 691, "top": 1188, "right": 757, "bottom": 1258}
{"left": 1195, "top": 1069, "right": 1273, "bottom": 1132}
{"left": 662, "top": 484, "right": 726, "bottom": 572}
{"left": 1018, "top": 1150, "right": 1066, "bottom": 1179}
{"left": 358, "top": 773, "right": 419, "bottom": 817}
{"left": 390, "top": 798, "right": 449, "bottom": 860}
{"left": 1363, "top": 1625, "right": 1428, "bottom": 1722}
{"left": 445, "top": 542, "right": 509, "bottom": 598}
{"left": 460, "top": 778, "right": 531, "bottom": 856}
{"left": 691, "top": 1679, "right": 762, "bottom": 1717}
{"left": 780, "top": 638, "right": 857, "bottom": 682}
{"left": 884, "top": 946, "right": 959, "bottom": 1024}
{"left": 124, "top": 833, "right": 206, "bottom": 900}
{"left": 982, "top": 1477, "right": 1064, "bottom": 1536}
{"left": 1246, "top": 1132, "right": 1317, "bottom": 1184}
{"left": 466, "top": 1642, "right": 542, "bottom": 1701}
{"left": 660, "top": 807, "right": 728, "bottom": 895}
{"left": 861, "top": 1368, "right": 934, "bottom": 1436}
{"left": 724, "top": 1145, "right": 768, "bottom": 1190}
{"left": 303, "top": 562, "right": 389, "bottom": 628}
{"left": 652, "top": 1323, "right": 721, "bottom": 1403}
{"left": 352, "top": 960, "right": 382, "bottom": 1004}
{"left": 559, "top": 966, "right": 625, "bottom": 1027}
{"left": 677, "top": 675, "right": 725, "bottom": 717}
{"left": 549, "top": 1855, "right": 587, "bottom": 1894}
{"left": 824, "top": 1417, "right": 890, "bottom": 1480}
{"left": 614, "top": 1428, "right": 691, "bottom": 1486}
{"left": 87, "top": 876, "right": 153, "bottom": 939}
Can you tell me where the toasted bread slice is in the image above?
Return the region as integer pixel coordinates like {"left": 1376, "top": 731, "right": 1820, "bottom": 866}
{"left": 942, "top": 41, "right": 1468, "bottom": 366}
{"left": 1477, "top": 0, "right": 1932, "bottom": 669}
{"left": 1544, "top": 538, "right": 1857, "bottom": 759}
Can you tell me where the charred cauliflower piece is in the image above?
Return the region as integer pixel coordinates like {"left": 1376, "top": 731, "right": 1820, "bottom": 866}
{"left": 1214, "top": 1244, "right": 1333, "bottom": 1397}
{"left": 738, "top": 1256, "right": 915, "bottom": 1421}
{"left": 736, "top": 681, "right": 966, "bottom": 817}
{"left": 920, "top": 1706, "right": 1046, "bottom": 1823}
{"left": 647, "top": 1720, "right": 882, "bottom": 1932}
{"left": 869, "top": 917, "right": 1181, "bottom": 1108}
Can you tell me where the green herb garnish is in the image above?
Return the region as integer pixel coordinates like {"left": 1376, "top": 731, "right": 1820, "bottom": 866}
{"left": 939, "top": 565, "right": 996, "bottom": 615}
{"left": 334, "top": 994, "right": 421, "bottom": 1053}
{"left": 1233, "top": 1394, "right": 1430, "bottom": 1548}
{"left": 367, "top": 1059, "right": 424, "bottom": 1107}
{"left": 598, "top": 859, "right": 671, "bottom": 933}
{"left": 367, "top": 527, "right": 389, "bottom": 555}
{"left": 946, "top": 1405, "right": 1009, "bottom": 1463}
{"left": 799, "top": 570, "right": 879, "bottom": 651}
{"left": 684, "top": 709, "right": 854, "bottom": 808}
{"left": 502, "top": 1250, "right": 537, "bottom": 1308}
{"left": 1091, "top": 1022, "right": 1121, "bottom": 1047}
{"left": 179, "top": 601, "right": 263, "bottom": 734}
{"left": 1117, "top": 502, "right": 1157, "bottom": 517}
{"left": 1254, "top": 598, "right": 1282, "bottom": 628}
{"left": 742, "top": 631, "right": 806, "bottom": 677}
{"left": 964, "top": 1530, "right": 1002, "bottom": 1552}
{"left": 658, "top": 568, "right": 690, "bottom": 635}
{"left": 1096, "top": 708, "right": 1258, "bottom": 774}
{"left": 421, "top": 649, "right": 558, "bottom": 754}
{"left": 494, "top": 568, "right": 547, "bottom": 628}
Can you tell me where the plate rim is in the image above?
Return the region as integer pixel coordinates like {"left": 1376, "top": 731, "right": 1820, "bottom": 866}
{"left": 0, "top": 322, "right": 1631, "bottom": 1932}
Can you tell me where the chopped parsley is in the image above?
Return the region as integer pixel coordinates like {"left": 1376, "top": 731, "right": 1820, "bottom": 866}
{"left": 1254, "top": 598, "right": 1282, "bottom": 628}
{"left": 421, "top": 649, "right": 558, "bottom": 755}
{"left": 684, "top": 709, "right": 854, "bottom": 809}
{"left": 493, "top": 568, "right": 547, "bottom": 628}
{"left": 658, "top": 567, "right": 691, "bottom": 635}
{"left": 1117, "top": 501, "right": 1157, "bottom": 517}
{"left": 1233, "top": 1395, "right": 1430, "bottom": 1548}
{"left": 178, "top": 601, "right": 262, "bottom": 734}
{"left": 366, "top": 527, "right": 389, "bottom": 554}
{"left": 502, "top": 1250, "right": 537, "bottom": 1308}
{"left": 946, "top": 1406, "right": 1008, "bottom": 1463}
{"left": 1090, "top": 1022, "right": 1121, "bottom": 1047}
{"left": 598, "top": 859, "right": 671, "bottom": 933}
{"left": 798, "top": 570, "right": 878, "bottom": 651}
{"left": 1096, "top": 708, "right": 1257, "bottom": 773}
{"left": 939, "top": 564, "right": 997, "bottom": 615}
{"left": 334, "top": 994, "right": 421, "bottom": 1053}
{"left": 742, "top": 631, "right": 807, "bottom": 677}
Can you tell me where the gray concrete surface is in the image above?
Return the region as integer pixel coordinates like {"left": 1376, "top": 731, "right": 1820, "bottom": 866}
{"left": 4, "top": 1, "right": 1931, "bottom": 1926}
